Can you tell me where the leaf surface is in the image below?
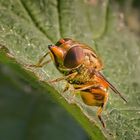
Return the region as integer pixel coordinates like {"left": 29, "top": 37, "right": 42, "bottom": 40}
{"left": 0, "top": 0, "right": 140, "bottom": 140}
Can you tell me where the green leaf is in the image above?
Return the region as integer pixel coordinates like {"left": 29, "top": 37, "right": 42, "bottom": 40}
{"left": 0, "top": 64, "right": 88, "bottom": 140}
{"left": 0, "top": 0, "right": 140, "bottom": 140}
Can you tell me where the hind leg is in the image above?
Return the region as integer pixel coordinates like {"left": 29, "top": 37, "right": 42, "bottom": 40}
{"left": 97, "top": 106, "right": 106, "bottom": 128}
{"left": 92, "top": 88, "right": 108, "bottom": 128}
{"left": 95, "top": 89, "right": 108, "bottom": 128}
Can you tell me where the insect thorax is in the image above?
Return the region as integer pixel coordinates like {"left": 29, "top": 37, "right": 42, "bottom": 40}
{"left": 56, "top": 48, "right": 103, "bottom": 85}
{"left": 69, "top": 66, "right": 94, "bottom": 84}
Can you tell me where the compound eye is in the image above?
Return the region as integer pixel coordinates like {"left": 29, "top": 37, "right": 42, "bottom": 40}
{"left": 64, "top": 46, "right": 84, "bottom": 68}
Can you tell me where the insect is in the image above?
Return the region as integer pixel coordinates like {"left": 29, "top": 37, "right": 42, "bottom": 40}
{"left": 29, "top": 38, "right": 127, "bottom": 128}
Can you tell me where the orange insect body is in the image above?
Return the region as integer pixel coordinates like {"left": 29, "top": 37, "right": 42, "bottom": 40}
{"left": 29, "top": 38, "right": 127, "bottom": 128}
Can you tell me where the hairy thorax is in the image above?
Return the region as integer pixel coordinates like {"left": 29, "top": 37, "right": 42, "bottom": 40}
{"left": 67, "top": 49, "right": 103, "bottom": 85}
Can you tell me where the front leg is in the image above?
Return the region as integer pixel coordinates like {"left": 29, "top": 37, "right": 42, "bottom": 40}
{"left": 26, "top": 52, "right": 51, "bottom": 68}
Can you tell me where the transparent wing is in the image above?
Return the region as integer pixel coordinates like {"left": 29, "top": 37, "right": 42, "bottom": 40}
{"left": 95, "top": 71, "right": 127, "bottom": 103}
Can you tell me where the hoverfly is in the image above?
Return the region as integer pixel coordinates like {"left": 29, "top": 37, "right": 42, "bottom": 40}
{"left": 28, "top": 38, "right": 127, "bottom": 128}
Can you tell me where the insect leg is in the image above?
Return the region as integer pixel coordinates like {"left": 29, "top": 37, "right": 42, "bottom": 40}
{"left": 48, "top": 72, "right": 78, "bottom": 83}
{"left": 62, "top": 83, "right": 70, "bottom": 93}
{"left": 97, "top": 90, "right": 108, "bottom": 128}
{"left": 97, "top": 106, "right": 105, "bottom": 128}
{"left": 27, "top": 52, "right": 51, "bottom": 68}
{"left": 74, "top": 83, "right": 98, "bottom": 91}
